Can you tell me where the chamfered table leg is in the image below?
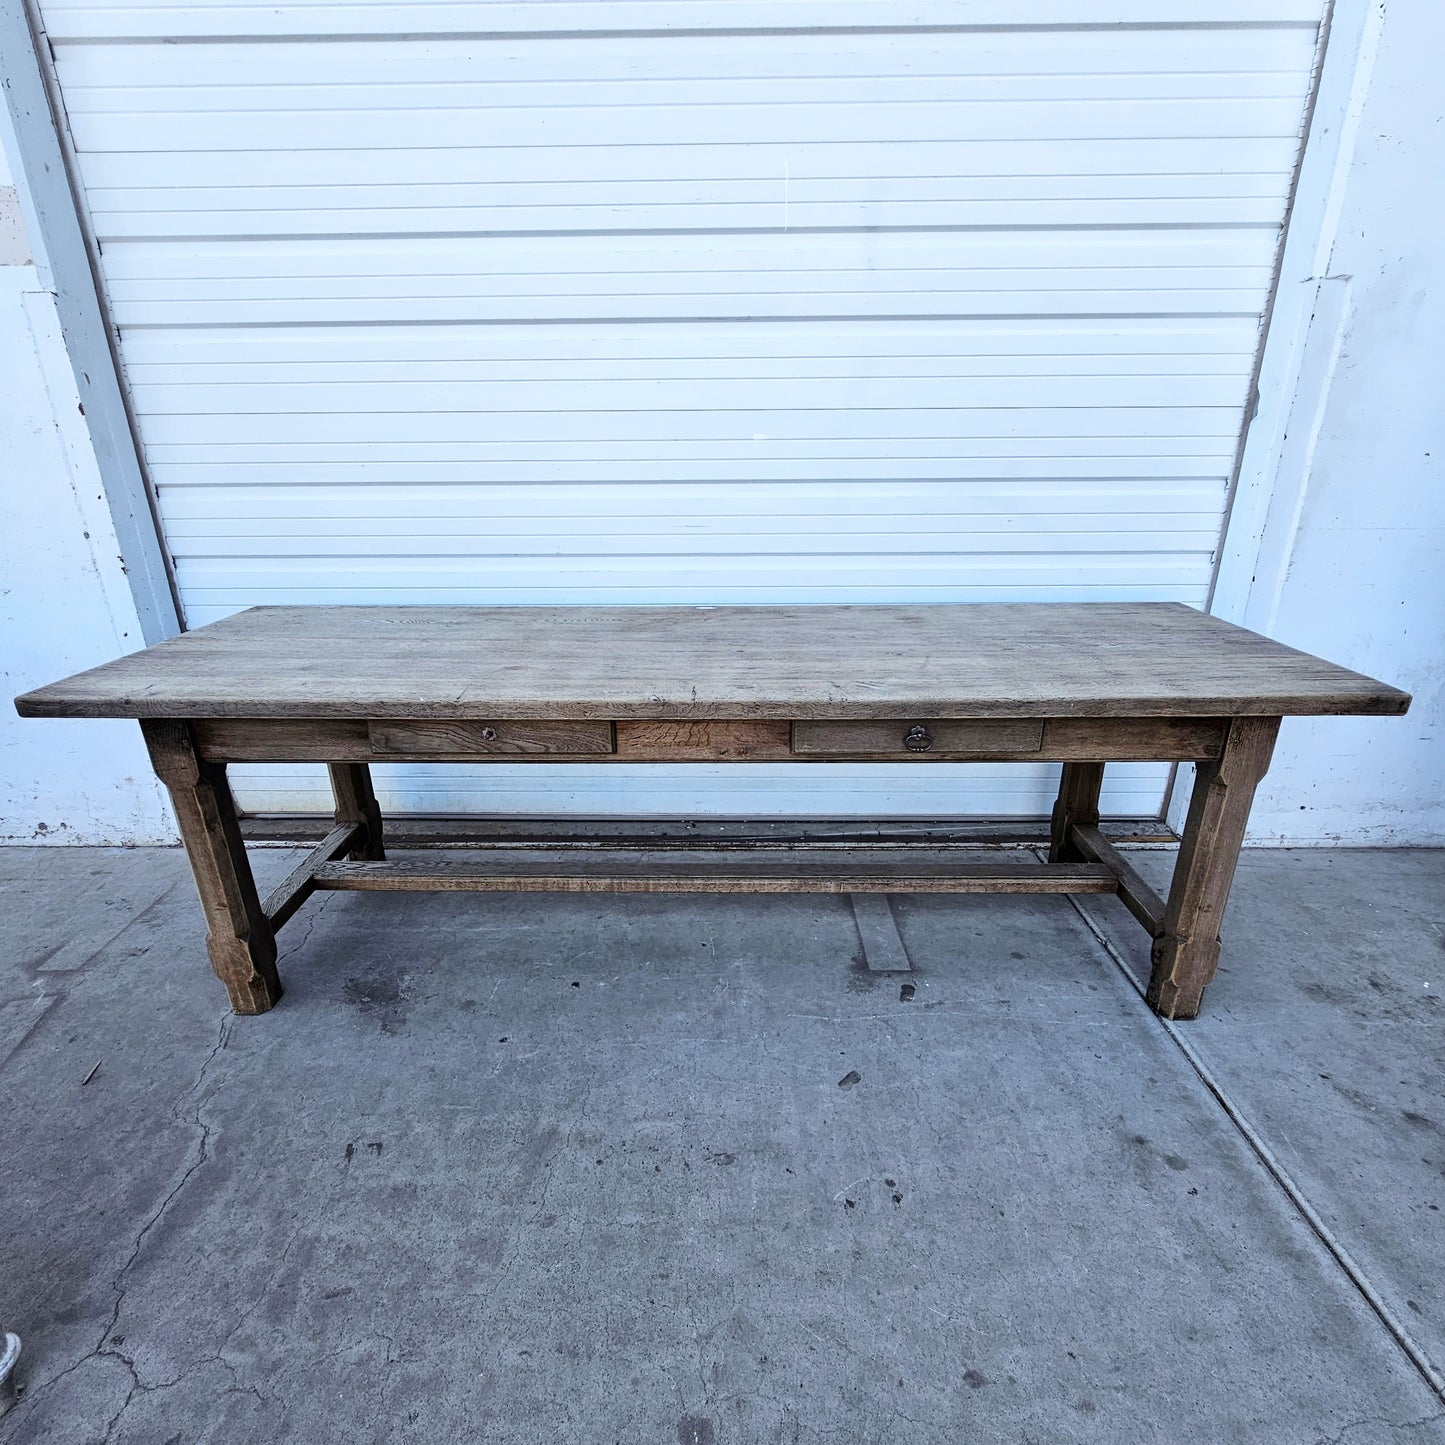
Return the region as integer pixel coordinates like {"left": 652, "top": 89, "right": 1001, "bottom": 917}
{"left": 327, "top": 762, "right": 385, "bottom": 861}
{"left": 1049, "top": 761, "right": 1105, "bottom": 863}
{"left": 1147, "top": 716, "right": 1281, "bottom": 1020}
{"left": 141, "top": 719, "right": 282, "bottom": 1015}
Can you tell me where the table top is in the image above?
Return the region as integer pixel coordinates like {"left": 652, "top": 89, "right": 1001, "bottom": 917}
{"left": 14, "top": 603, "right": 1410, "bottom": 722}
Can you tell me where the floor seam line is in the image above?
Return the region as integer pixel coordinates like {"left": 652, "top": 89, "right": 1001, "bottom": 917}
{"left": 1059, "top": 885, "right": 1445, "bottom": 1404}
{"left": 32, "top": 878, "right": 183, "bottom": 981}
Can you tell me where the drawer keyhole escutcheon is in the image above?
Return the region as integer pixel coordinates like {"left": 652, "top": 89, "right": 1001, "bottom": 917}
{"left": 904, "top": 724, "right": 933, "bottom": 752}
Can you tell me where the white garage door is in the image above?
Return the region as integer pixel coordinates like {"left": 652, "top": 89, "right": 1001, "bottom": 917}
{"left": 41, "top": 0, "right": 1326, "bottom": 818}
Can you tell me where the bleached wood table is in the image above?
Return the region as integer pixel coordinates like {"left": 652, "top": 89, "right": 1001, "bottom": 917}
{"left": 15, "top": 604, "right": 1409, "bottom": 1020}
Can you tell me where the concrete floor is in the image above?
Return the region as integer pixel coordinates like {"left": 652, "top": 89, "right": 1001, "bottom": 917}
{"left": 0, "top": 843, "right": 1441, "bottom": 1444}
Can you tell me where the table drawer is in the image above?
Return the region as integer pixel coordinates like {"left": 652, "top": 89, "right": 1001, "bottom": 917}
{"left": 792, "top": 719, "right": 1044, "bottom": 756}
{"left": 368, "top": 720, "right": 615, "bottom": 756}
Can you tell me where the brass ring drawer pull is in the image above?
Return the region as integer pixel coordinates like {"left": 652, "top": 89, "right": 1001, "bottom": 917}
{"left": 791, "top": 719, "right": 1045, "bottom": 756}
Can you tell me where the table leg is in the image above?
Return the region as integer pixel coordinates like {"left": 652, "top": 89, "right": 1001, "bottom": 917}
{"left": 327, "top": 763, "right": 385, "bottom": 861}
{"left": 1147, "top": 716, "right": 1280, "bottom": 1019}
{"left": 1049, "top": 761, "right": 1105, "bottom": 863}
{"left": 141, "top": 719, "right": 282, "bottom": 1015}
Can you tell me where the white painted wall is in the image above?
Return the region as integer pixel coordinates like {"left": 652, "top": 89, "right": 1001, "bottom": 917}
{"left": 1, "top": 0, "right": 1439, "bottom": 846}
{"left": 43, "top": 5, "right": 1329, "bottom": 824}
{"left": 0, "top": 126, "right": 175, "bottom": 844}
{"left": 1206, "top": 0, "right": 1444, "bottom": 845}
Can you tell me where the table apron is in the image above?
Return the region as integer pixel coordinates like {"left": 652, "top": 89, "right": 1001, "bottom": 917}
{"left": 192, "top": 715, "right": 1229, "bottom": 764}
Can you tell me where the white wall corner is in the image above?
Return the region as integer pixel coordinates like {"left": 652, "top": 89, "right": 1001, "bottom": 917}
{"left": 0, "top": 0, "right": 181, "bottom": 645}
{"left": 0, "top": 155, "right": 176, "bottom": 842}
{"left": 1191, "top": 0, "right": 1443, "bottom": 845}
{"left": 1, "top": 4, "right": 178, "bottom": 843}
{"left": 1210, "top": 0, "right": 1384, "bottom": 627}
{"left": 1, "top": 279, "right": 177, "bottom": 843}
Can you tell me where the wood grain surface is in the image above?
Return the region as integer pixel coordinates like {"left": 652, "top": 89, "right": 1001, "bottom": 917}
{"left": 14, "top": 604, "right": 1411, "bottom": 720}
{"left": 310, "top": 850, "right": 1120, "bottom": 895}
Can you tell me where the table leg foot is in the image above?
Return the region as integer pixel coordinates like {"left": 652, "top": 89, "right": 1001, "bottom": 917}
{"left": 207, "top": 932, "right": 282, "bottom": 1015}
{"left": 1146, "top": 717, "right": 1280, "bottom": 1020}
{"left": 142, "top": 720, "right": 283, "bottom": 1014}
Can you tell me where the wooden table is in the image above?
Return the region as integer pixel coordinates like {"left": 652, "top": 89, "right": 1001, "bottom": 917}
{"left": 16, "top": 603, "right": 1409, "bottom": 1021}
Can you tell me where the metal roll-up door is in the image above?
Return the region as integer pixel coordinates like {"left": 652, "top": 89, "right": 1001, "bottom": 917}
{"left": 37, "top": 1, "right": 1326, "bottom": 817}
